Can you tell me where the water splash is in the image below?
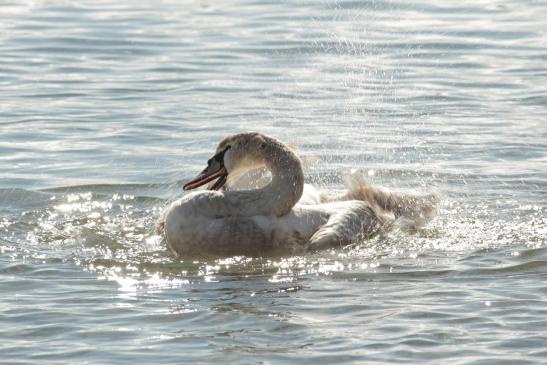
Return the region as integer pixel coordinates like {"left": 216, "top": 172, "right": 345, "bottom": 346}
{"left": 2, "top": 182, "right": 544, "bottom": 297}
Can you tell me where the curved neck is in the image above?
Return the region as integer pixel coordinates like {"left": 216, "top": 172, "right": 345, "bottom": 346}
{"left": 222, "top": 137, "right": 304, "bottom": 217}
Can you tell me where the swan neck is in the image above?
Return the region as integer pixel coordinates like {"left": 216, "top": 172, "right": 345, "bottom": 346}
{"left": 263, "top": 144, "right": 304, "bottom": 216}
{"left": 225, "top": 137, "right": 304, "bottom": 217}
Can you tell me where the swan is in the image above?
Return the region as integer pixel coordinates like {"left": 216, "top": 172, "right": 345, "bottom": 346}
{"left": 159, "top": 132, "right": 438, "bottom": 256}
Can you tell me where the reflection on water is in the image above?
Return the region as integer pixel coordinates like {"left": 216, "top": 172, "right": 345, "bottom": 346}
{"left": 1, "top": 183, "right": 546, "bottom": 363}
{"left": 3, "top": 186, "right": 544, "bottom": 279}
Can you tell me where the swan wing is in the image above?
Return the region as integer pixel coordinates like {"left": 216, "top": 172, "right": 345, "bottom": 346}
{"left": 298, "top": 184, "right": 323, "bottom": 205}
{"left": 305, "top": 201, "right": 389, "bottom": 251}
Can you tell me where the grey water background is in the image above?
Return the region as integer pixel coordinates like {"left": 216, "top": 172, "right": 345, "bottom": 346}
{"left": 1, "top": 0, "right": 546, "bottom": 363}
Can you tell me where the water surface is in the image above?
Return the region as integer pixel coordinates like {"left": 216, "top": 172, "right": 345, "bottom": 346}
{"left": 1, "top": 0, "right": 546, "bottom": 364}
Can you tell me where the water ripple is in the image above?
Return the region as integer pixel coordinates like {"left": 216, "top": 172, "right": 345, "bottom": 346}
{"left": 1, "top": 0, "right": 547, "bottom": 363}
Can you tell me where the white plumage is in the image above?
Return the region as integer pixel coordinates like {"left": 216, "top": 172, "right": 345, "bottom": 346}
{"left": 159, "top": 132, "right": 438, "bottom": 256}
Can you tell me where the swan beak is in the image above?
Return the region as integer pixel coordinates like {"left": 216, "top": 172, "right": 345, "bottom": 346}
{"left": 183, "top": 146, "right": 231, "bottom": 191}
{"left": 183, "top": 165, "right": 228, "bottom": 191}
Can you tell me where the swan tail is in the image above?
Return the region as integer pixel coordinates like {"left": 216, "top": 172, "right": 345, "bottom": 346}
{"left": 326, "top": 171, "right": 439, "bottom": 227}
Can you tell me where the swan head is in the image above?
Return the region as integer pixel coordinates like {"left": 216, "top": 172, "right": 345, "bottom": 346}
{"left": 183, "top": 132, "right": 267, "bottom": 191}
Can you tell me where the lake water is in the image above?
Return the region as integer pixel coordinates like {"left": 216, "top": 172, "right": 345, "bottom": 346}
{"left": 1, "top": 0, "right": 546, "bottom": 363}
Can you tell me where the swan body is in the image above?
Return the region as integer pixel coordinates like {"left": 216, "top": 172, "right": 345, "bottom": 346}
{"left": 160, "top": 132, "right": 438, "bottom": 256}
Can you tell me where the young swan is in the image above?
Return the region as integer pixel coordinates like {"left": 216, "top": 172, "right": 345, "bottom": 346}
{"left": 159, "top": 132, "right": 438, "bottom": 256}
